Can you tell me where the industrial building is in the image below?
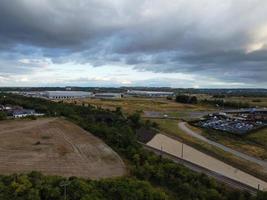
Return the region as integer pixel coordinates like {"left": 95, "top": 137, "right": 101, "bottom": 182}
{"left": 12, "top": 109, "right": 44, "bottom": 118}
{"left": 0, "top": 104, "right": 44, "bottom": 118}
{"left": 126, "top": 90, "right": 174, "bottom": 97}
{"left": 44, "top": 91, "right": 93, "bottom": 99}
{"left": 93, "top": 93, "right": 122, "bottom": 99}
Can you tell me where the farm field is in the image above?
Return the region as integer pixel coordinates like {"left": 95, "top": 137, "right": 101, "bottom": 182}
{"left": 147, "top": 133, "right": 267, "bottom": 190}
{"left": 0, "top": 118, "right": 126, "bottom": 179}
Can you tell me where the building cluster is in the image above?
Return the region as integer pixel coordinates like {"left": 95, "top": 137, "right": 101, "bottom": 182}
{"left": 197, "top": 110, "right": 267, "bottom": 135}
{"left": 0, "top": 105, "right": 44, "bottom": 118}
{"left": 44, "top": 91, "right": 123, "bottom": 99}
{"left": 12, "top": 89, "right": 174, "bottom": 100}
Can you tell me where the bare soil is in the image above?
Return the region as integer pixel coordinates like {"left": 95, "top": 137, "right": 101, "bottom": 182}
{"left": 0, "top": 118, "right": 126, "bottom": 179}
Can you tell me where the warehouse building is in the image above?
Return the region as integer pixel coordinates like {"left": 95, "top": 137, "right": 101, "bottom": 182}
{"left": 126, "top": 90, "right": 174, "bottom": 97}
{"left": 93, "top": 93, "right": 122, "bottom": 99}
{"left": 44, "top": 91, "right": 93, "bottom": 99}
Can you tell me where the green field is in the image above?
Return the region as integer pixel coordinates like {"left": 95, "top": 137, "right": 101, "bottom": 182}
{"left": 248, "top": 128, "right": 267, "bottom": 148}
{"left": 195, "top": 126, "right": 267, "bottom": 160}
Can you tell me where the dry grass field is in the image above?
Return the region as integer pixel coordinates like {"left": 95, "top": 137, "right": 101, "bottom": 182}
{"left": 0, "top": 118, "right": 126, "bottom": 179}
{"left": 65, "top": 97, "right": 215, "bottom": 116}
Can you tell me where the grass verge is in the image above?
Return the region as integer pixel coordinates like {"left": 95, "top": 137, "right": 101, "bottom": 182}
{"left": 150, "top": 118, "right": 267, "bottom": 182}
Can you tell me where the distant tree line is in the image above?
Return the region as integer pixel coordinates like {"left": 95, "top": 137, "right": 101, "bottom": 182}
{"left": 0, "top": 93, "right": 266, "bottom": 200}
{"left": 212, "top": 94, "right": 226, "bottom": 98}
{"left": 173, "top": 93, "right": 251, "bottom": 109}
{"left": 171, "top": 89, "right": 267, "bottom": 97}
{"left": 201, "top": 99, "right": 250, "bottom": 109}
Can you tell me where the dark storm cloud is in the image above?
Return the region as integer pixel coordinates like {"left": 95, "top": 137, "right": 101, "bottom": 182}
{"left": 0, "top": 1, "right": 102, "bottom": 49}
{"left": 0, "top": 0, "right": 267, "bottom": 87}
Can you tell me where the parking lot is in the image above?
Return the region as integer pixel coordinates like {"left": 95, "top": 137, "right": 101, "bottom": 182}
{"left": 197, "top": 111, "right": 266, "bottom": 135}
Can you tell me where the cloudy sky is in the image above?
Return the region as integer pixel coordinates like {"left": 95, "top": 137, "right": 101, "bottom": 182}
{"left": 0, "top": 0, "right": 266, "bottom": 88}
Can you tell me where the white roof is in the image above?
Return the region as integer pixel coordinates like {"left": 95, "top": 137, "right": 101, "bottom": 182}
{"left": 46, "top": 91, "right": 92, "bottom": 97}
{"left": 127, "top": 90, "right": 173, "bottom": 94}
{"left": 94, "top": 93, "right": 121, "bottom": 96}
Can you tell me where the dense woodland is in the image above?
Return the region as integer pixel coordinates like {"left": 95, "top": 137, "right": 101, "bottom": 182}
{"left": 0, "top": 93, "right": 267, "bottom": 200}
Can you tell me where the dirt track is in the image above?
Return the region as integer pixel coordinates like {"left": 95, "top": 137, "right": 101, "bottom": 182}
{"left": 147, "top": 134, "right": 267, "bottom": 191}
{"left": 0, "top": 118, "right": 126, "bottom": 179}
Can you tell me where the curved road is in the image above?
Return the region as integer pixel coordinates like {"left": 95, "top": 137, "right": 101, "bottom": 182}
{"left": 178, "top": 122, "right": 267, "bottom": 170}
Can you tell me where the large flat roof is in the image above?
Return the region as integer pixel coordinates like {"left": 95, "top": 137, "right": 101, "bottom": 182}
{"left": 127, "top": 90, "right": 173, "bottom": 94}
{"left": 46, "top": 91, "right": 92, "bottom": 96}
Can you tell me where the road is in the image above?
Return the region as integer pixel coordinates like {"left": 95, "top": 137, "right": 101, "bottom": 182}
{"left": 142, "top": 144, "right": 258, "bottom": 194}
{"left": 178, "top": 122, "right": 267, "bottom": 170}
{"left": 146, "top": 133, "right": 267, "bottom": 192}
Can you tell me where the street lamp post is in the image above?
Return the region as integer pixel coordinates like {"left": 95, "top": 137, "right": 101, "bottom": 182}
{"left": 160, "top": 145, "right": 163, "bottom": 160}
{"left": 60, "top": 180, "right": 70, "bottom": 200}
{"left": 181, "top": 143, "right": 184, "bottom": 159}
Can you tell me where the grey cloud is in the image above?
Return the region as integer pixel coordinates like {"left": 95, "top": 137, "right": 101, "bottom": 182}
{"left": 0, "top": 0, "right": 267, "bottom": 87}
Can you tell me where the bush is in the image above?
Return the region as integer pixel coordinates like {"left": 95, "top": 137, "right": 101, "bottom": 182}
{"left": 175, "top": 95, "right": 198, "bottom": 104}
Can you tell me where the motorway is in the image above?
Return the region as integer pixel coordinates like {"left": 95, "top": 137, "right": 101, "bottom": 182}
{"left": 178, "top": 122, "right": 267, "bottom": 171}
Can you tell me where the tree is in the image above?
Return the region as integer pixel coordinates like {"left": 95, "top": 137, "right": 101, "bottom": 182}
{"left": 175, "top": 95, "right": 198, "bottom": 104}
{"left": 128, "top": 112, "right": 141, "bottom": 128}
{"left": 0, "top": 111, "right": 6, "bottom": 120}
{"left": 190, "top": 96, "right": 198, "bottom": 104}
{"left": 115, "top": 107, "right": 122, "bottom": 116}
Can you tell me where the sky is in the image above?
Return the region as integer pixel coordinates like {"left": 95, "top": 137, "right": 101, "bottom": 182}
{"left": 0, "top": 0, "right": 266, "bottom": 88}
